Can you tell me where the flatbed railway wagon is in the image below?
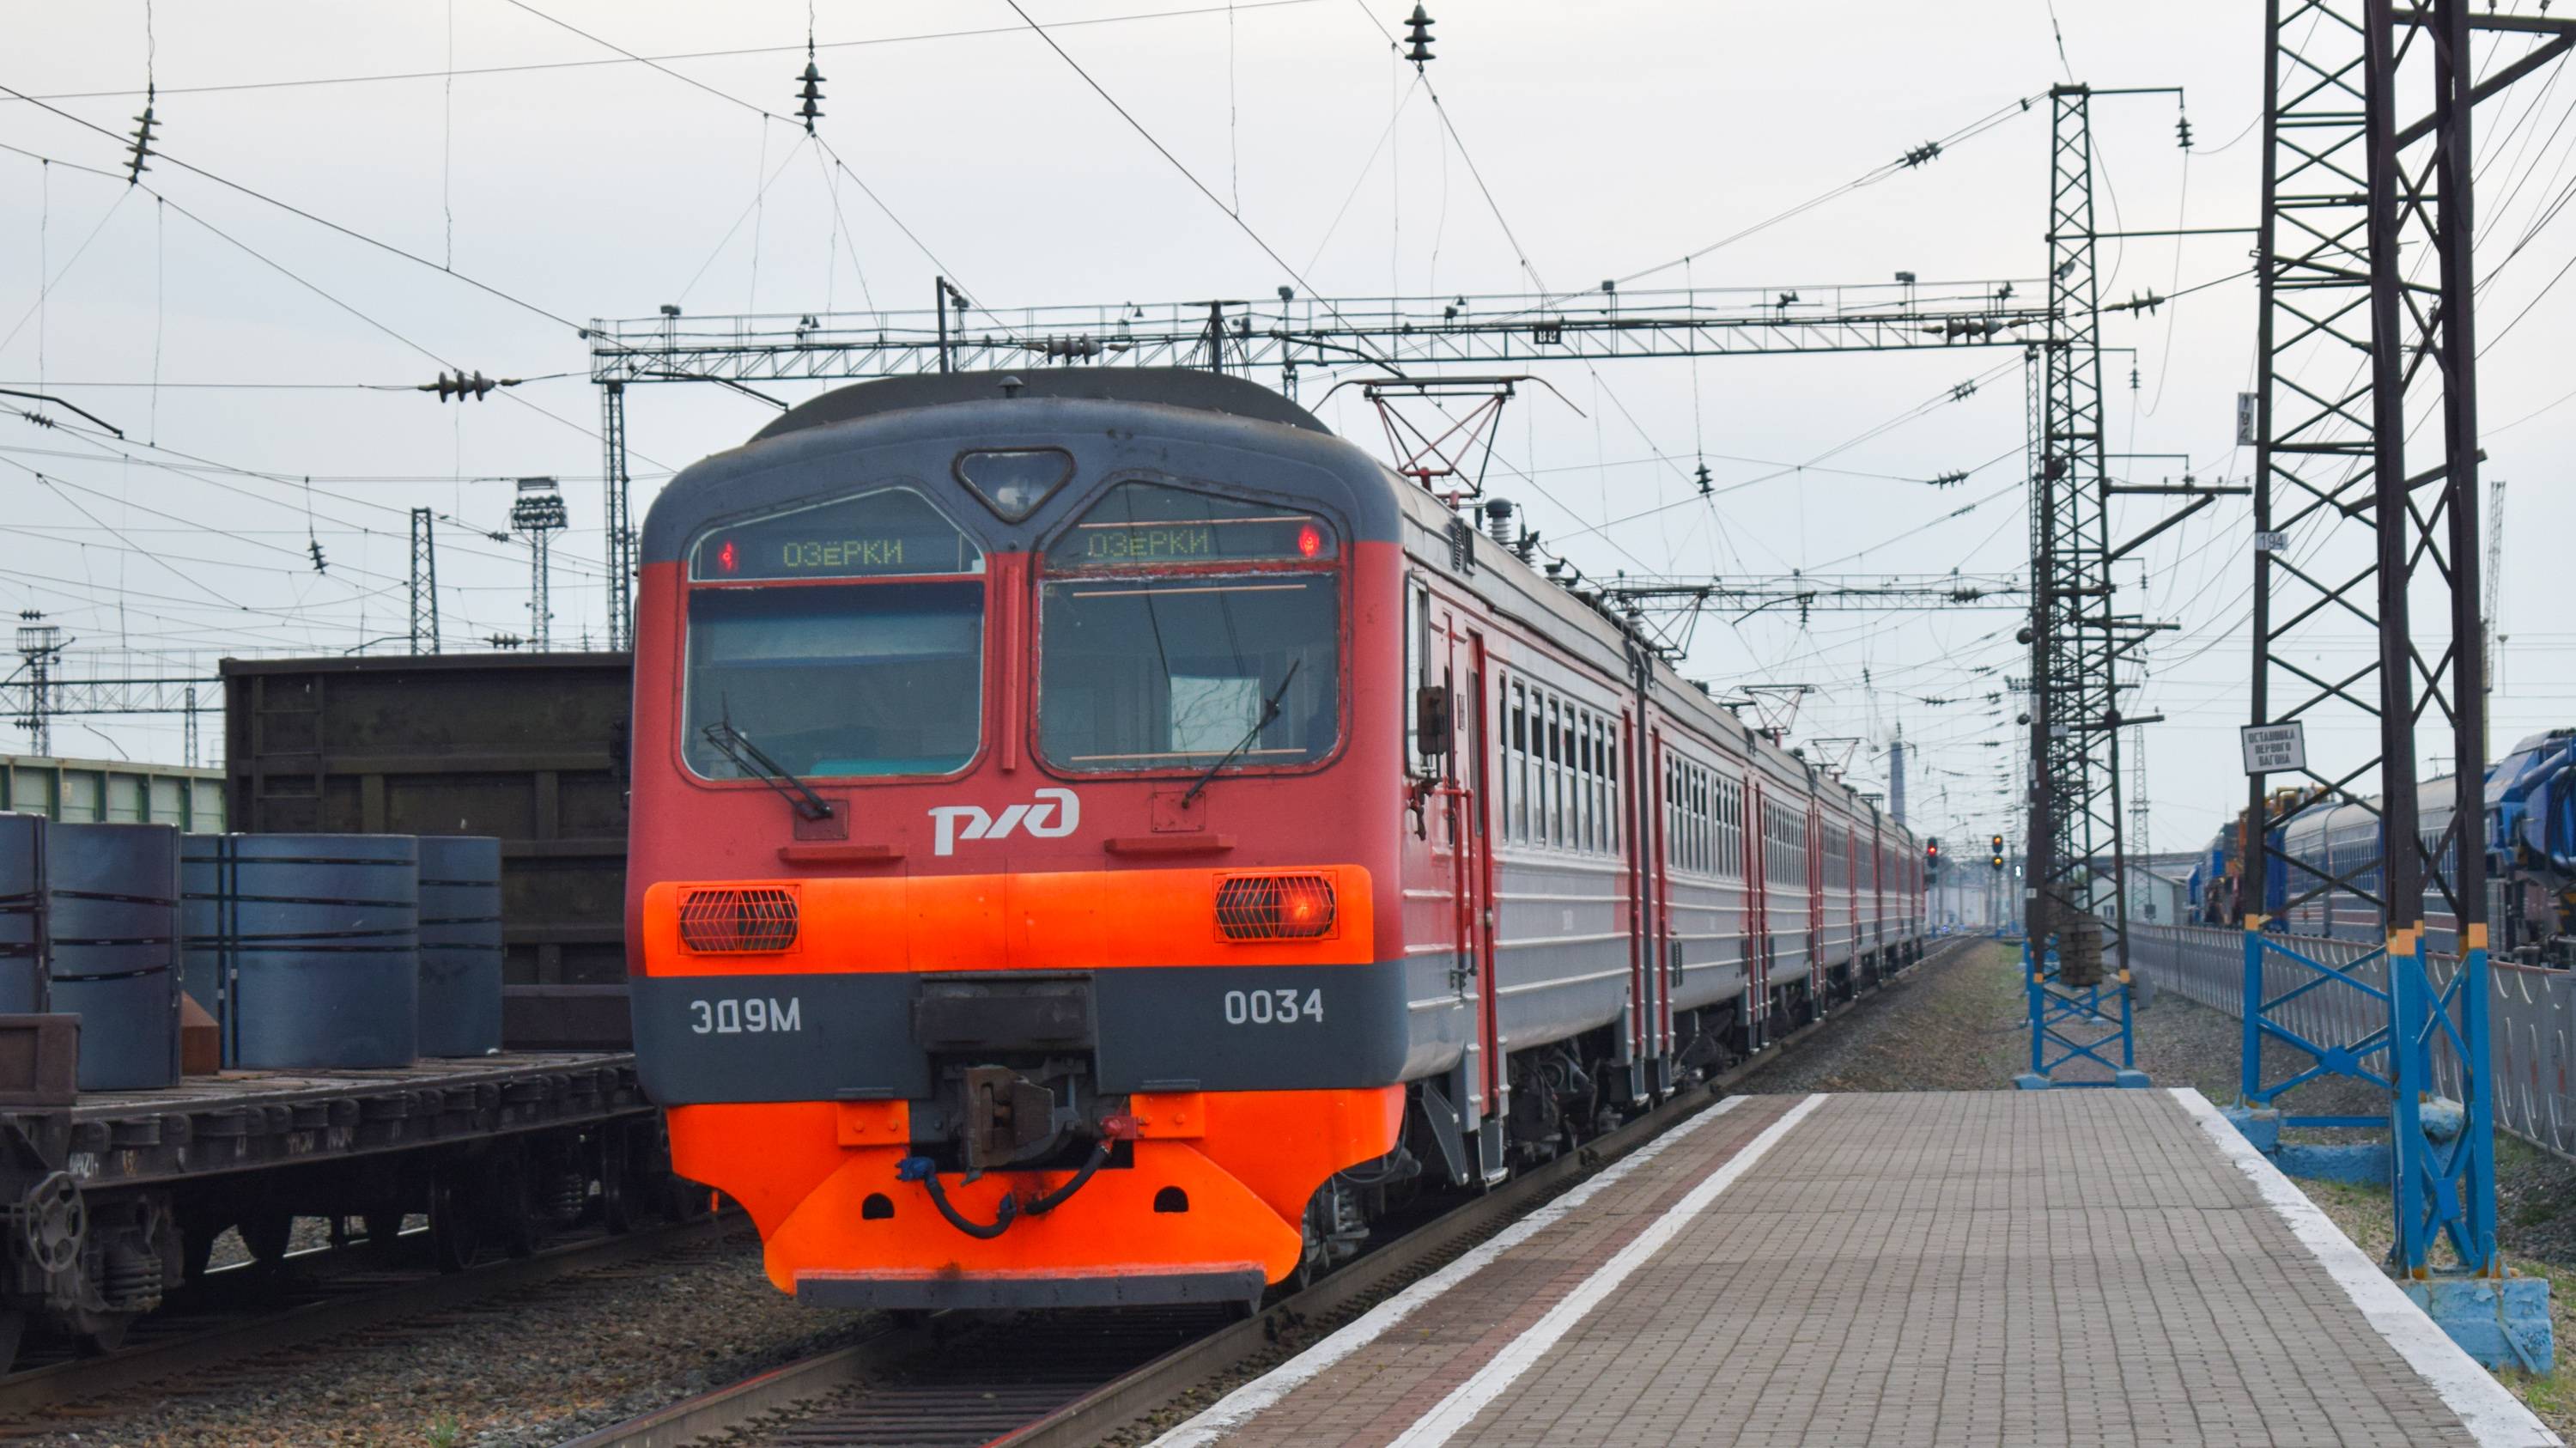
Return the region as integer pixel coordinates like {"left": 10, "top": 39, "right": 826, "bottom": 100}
{"left": 0, "top": 1041, "right": 660, "bottom": 1365}
{"left": 0, "top": 653, "right": 674, "bottom": 1366}
{"left": 625, "top": 369, "right": 1923, "bottom": 1313}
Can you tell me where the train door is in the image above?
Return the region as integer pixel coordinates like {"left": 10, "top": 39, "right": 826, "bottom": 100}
{"left": 1745, "top": 779, "right": 1771, "bottom": 1049}
{"left": 1806, "top": 799, "right": 1826, "bottom": 1019}
{"left": 1447, "top": 623, "right": 1506, "bottom": 1183}
{"left": 1644, "top": 725, "right": 1674, "bottom": 1095}
{"left": 1624, "top": 714, "right": 1666, "bottom": 1098}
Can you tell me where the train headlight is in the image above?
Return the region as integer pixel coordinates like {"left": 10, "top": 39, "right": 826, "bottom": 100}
{"left": 1214, "top": 873, "right": 1338, "bottom": 941}
{"left": 677, "top": 885, "right": 800, "bottom": 953}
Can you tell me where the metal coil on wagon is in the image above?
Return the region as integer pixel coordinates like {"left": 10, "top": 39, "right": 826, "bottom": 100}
{"left": 416, "top": 836, "right": 503, "bottom": 1057}
{"left": 0, "top": 812, "right": 45, "bottom": 1014}
{"left": 183, "top": 834, "right": 420, "bottom": 1069}
{"left": 46, "top": 821, "right": 183, "bottom": 1091}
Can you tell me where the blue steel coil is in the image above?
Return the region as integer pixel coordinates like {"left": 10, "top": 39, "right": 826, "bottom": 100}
{"left": 416, "top": 836, "right": 503, "bottom": 1057}
{"left": 183, "top": 834, "right": 419, "bottom": 1069}
{"left": 0, "top": 812, "right": 44, "bottom": 1014}
{"left": 46, "top": 821, "right": 182, "bottom": 1091}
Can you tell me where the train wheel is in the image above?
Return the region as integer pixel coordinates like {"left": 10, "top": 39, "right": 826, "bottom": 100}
{"left": 237, "top": 1210, "right": 294, "bottom": 1267}
{"left": 68, "top": 1306, "right": 133, "bottom": 1356}
{"left": 362, "top": 1208, "right": 408, "bottom": 1259}
{"left": 428, "top": 1173, "right": 480, "bottom": 1275}
{"left": 492, "top": 1148, "right": 542, "bottom": 1260}
{"left": 179, "top": 1220, "right": 217, "bottom": 1282}
{"left": 601, "top": 1126, "right": 641, "bottom": 1234}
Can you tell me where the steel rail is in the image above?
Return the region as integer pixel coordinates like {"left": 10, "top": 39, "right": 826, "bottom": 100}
{"left": 568, "top": 937, "right": 1980, "bottom": 1448}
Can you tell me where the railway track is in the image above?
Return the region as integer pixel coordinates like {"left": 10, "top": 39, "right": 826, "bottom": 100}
{"left": 0, "top": 1212, "right": 740, "bottom": 1427}
{"left": 570, "top": 938, "right": 1984, "bottom": 1448}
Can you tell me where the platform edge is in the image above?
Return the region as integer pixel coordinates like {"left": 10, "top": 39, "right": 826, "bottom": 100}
{"left": 1141, "top": 1093, "right": 1759, "bottom": 1448}
{"left": 2169, "top": 1086, "right": 2562, "bottom": 1448}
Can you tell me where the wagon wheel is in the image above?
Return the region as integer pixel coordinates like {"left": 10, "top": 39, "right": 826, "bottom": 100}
{"left": 428, "top": 1172, "right": 480, "bottom": 1275}
{"left": 237, "top": 1209, "right": 295, "bottom": 1267}
{"left": 600, "top": 1127, "right": 640, "bottom": 1235}
{"left": 362, "top": 1208, "right": 409, "bottom": 1259}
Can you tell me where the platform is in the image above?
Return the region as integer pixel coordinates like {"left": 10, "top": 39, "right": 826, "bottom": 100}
{"left": 1152, "top": 1090, "right": 2559, "bottom": 1448}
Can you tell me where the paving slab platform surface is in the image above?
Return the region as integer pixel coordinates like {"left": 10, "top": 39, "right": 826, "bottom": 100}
{"left": 1152, "top": 1089, "right": 2560, "bottom": 1448}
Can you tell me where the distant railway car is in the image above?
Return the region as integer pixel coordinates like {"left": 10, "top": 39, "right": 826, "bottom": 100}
{"left": 2236, "top": 739, "right": 2576, "bottom": 964}
{"left": 2487, "top": 730, "right": 2576, "bottom": 964}
{"left": 2274, "top": 777, "right": 2464, "bottom": 951}
{"left": 625, "top": 370, "right": 1923, "bottom": 1311}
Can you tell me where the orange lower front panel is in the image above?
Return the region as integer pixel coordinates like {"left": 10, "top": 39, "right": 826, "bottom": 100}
{"left": 666, "top": 1086, "right": 1404, "bottom": 1299}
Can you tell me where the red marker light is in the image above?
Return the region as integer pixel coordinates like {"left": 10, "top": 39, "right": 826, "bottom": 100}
{"left": 717, "top": 539, "right": 739, "bottom": 573}
{"left": 1295, "top": 524, "right": 1321, "bottom": 558}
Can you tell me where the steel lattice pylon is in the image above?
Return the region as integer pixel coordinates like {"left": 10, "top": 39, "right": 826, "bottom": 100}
{"left": 2020, "top": 85, "right": 2143, "bottom": 1083}
{"left": 408, "top": 507, "right": 440, "bottom": 656}
{"left": 601, "top": 381, "right": 633, "bottom": 652}
{"left": 2246, "top": 0, "right": 2573, "bottom": 1299}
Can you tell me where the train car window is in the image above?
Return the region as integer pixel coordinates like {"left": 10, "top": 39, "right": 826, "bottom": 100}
{"left": 1547, "top": 698, "right": 1565, "bottom": 849}
{"left": 1718, "top": 776, "right": 1743, "bottom": 880}
{"left": 1606, "top": 720, "right": 1619, "bottom": 857}
{"left": 690, "top": 486, "right": 982, "bottom": 581}
{"left": 1577, "top": 715, "right": 1595, "bottom": 853}
{"left": 1510, "top": 684, "right": 1528, "bottom": 843}
{"left": 1037, "top": 482, "right": 1340, "bottom": 777}
{"left": 683, "top": 580, "right": 984, "bottom": 780}
{"left": 1038, "top": 575, "right": 1337, "bottom": 772}
{"left": 1571, "top": 714, "right": 1586, "bottom": 853}
{"left": 1406, "top": 584, "right": 1431, "bottom": 775}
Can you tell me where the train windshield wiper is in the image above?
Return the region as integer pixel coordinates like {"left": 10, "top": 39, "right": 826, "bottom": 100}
{"left": 702, "top": 710, "right": 835, "bottom": 822}
{"left": 1180, "top": 660, "right": 1301, "bottom": 806}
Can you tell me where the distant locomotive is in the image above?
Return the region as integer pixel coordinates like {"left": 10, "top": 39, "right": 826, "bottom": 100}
{"left": 2186, "top": 728, "right": 2576, "bottom": 964}
{"left": 625, "top": 370, "right": 1923, "bottom": 1311}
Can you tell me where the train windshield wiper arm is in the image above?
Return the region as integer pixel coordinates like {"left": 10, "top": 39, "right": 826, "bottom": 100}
{"left": 1180, "top": 660, "right": 1301, "bottom": 807}
{"left": 701, "top": 715, "right": 834, "bottom": 822}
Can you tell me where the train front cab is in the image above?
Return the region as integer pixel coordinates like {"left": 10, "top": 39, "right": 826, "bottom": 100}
{"left": 624, "top": 380, "right": 1419, "bottom": 1311}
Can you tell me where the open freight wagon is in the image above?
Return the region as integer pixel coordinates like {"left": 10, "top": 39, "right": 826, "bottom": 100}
{"left": 221, "top": 652, "right": 635, "bottom": 1049}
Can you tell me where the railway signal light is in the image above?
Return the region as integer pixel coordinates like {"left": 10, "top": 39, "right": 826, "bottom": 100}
{"left": 1990, "top": 834, "right": 2005, "bottom": 869}
{"left": 1925, "top": 838, "right": 1941, "bottom": 878}
{"left": 1403, "top": 4, "right": 1434, "bottom": 70}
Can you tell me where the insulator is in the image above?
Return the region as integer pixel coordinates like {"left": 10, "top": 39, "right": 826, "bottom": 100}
{"left": 2176, "top": 115, "right": 2194, "bottom": 149}
{"left": 1404, "top": 3, "right": 1434, "bottom": 64}
{"left": 796, "top": 60, "right": 826, "bottom": 132}
{"left": 1694, "top": 463, "right": 1712, "bottom": 497}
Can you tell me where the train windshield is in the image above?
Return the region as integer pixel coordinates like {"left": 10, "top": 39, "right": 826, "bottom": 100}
{"left": 683, "top": 488, "right": 987, "bottom": 780}
{"left": 685, "top": 582, "right": 985, "bottom": 779}
{"left": 1037, "top": 482, "right": 1339, "bottom": 774}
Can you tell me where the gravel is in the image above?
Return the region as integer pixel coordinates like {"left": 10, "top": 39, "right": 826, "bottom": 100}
{"left": 4, "top": 1226, "right": 883, "bottom": 1448}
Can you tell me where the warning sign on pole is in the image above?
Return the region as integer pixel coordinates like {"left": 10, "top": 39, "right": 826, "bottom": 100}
{"left": 2239, "top": 721, "right": 2306, "bottom": 775}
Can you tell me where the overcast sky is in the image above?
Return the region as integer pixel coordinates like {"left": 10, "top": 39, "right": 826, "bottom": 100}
{"left": 3, "top": 1, "right": 2570, "bottom": 857}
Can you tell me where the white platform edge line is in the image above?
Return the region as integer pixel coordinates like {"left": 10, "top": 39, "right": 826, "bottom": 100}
{"left": 1143, "top": 1093, "right": 1754, "bottom": 1448}
{"left": 1385, "top": 1092, "right": 1828, "bottom": 1448}
{"left": 2169, "top": 1086, "right": 2562, "bottom": 1448}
